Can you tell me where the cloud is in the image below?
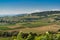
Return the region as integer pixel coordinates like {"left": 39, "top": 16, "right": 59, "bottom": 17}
{"left": 26, "top": 9, "right": 41, "bottom": 14}
{"left": 51, "top": 9, "right": 60, "bottom": 11}
{"left": 0, "top": 9, "right": 60, "bottom": 15}
{"left": 0, "top": 9, "right": 51, "bottom": 15}
{"left": 0, "top": 9, "right": 25, "bottom": 15}
{"left": 33, "top": 9, "right": 40, "bottom": 12}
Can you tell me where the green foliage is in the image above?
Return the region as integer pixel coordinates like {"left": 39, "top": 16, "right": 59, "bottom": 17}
{"left": 14, "top": 31, "right": 60, "bottom": 40}
{"left": 26, "top": 33, "right": 35, "bottom": 40}
{"left": 16, "top": 32, "right": 25, "bottom": 40}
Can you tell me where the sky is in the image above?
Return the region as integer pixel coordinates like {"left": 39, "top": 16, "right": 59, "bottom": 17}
{"left": 0, "top": 0, "right": 60, "bottom": 15}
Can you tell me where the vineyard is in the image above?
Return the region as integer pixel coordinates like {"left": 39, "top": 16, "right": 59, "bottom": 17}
{"left": 13, "top": 31, "right": 60, "bottom": 40}
{"left": 0, "top": 31, "right": 60, "bottom": 40}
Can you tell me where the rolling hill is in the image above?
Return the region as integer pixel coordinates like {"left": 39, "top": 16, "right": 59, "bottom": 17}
{"left": 0, "top": 11, "right": 60, "bottom": 33}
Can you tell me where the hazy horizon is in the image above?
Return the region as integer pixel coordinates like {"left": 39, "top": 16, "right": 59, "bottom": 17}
{"left": 0, "top": 0, "right": 60, "bottom": 15}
